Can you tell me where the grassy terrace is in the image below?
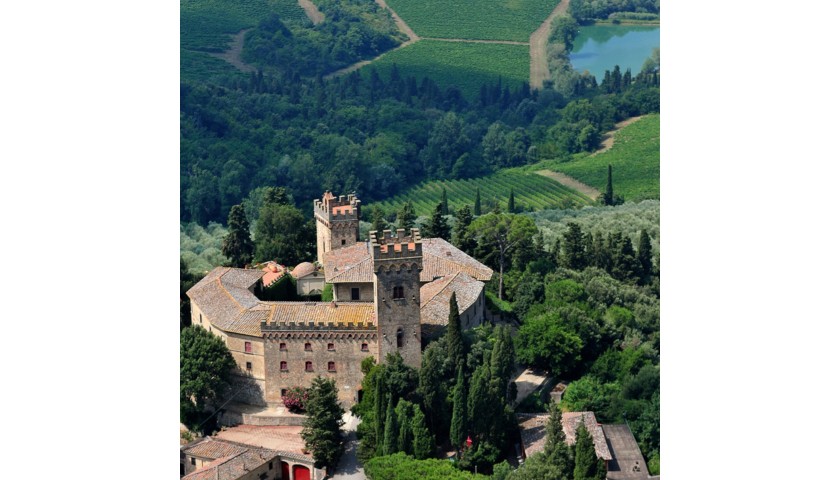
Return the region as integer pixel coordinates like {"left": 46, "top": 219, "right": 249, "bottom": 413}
{"left": 385, "top": 0, "right": 558, "bottom": 42}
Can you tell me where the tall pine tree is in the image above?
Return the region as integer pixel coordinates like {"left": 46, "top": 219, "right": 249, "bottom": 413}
{"left": 222, "top": 204, "right": 255, "bottom": 267}
{"left": 441, "top": 189, "right": 449, "bottom": 215}
{"left": 561, "top": 222, "right": 587, "bottom": 270}
{"left": 508, "top": 189, "right": 516, "bottom": 213}
{"left": 573, "top": 421, "right": 605, "bottom": 480}
{"left": 397, "top": 201, "right": 417, "bottom": 230}
{"left": 383, "top": 395, "right": 398, "bottom": 455}
{"left": 638, "top": 229, "right": 653, "bottom": 278}
{"left": 395, "top": 399, "right": 414, "bottom": 455}
{"left": 424, "top": 202, "right": 451, "bottom": 240}
{"left": 445, "top": 292, "right": 466, "bottom": 370}
{"left": 412, "top": 404, "right": 434, "bottom": 459}
{"left": 603, "top": 164, "right": 614, "bottom": 206}
{"left": 301, "top": 376, "right": 345, "bottom": 470}
{"left": 370, "top": 205, "right": 387, "bottom": 237}
{"left": 474, "top": 188, "right": 482, "bottom": 216}
{"left": 453, "top": 205, "right": 477, "bottom": 256}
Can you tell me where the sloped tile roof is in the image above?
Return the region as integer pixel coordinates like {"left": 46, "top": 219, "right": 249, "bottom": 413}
{"left": 420, "top": 273, "right": 485, "bottom": 326}
{"left": 264, "top": 302, "right": 375, "bottom": 327}
{"left": 183, "top": 448, "right": 277, "bottom": 480}
{"left": 183, "top": 438, "right": 247, "bottom": 460}
{"left": 214, "top": 425, "right": 308, "bottom": 455}
{"left": 290, "top": 262, "right": 317, "bottom": 279}
{"left": 517, "top": 412, "right": 612, "bottom": 461}
{"left": 186, "top": 267, "right": 269, "bottom": 337}
{"left": 323, "top": 238, "right": 492, "bottom": 284}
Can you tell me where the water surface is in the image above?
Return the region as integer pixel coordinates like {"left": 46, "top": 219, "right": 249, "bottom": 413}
{"left": 570, "top": 25, "right": 659, "bottom": 78}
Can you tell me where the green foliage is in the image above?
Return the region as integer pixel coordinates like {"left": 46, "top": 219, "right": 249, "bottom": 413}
{"left": 370, "top": 205, "right": 388, "bottom": 235}
{"left": 543, "top": 114, "right": 660, "bottom": 202}
{"left": 450, "top": 365, "right": 468, "bottom": 449}
{"left": 181, "top": 257, "right": 198, "bottom": 329}
{"left": 419, "top": 340, "right": 452, "bottom": 444}
{"left": 561, "top": 375, "right": 620, "bottom": 420}
{"left": 397, "top": 201, "right": 417, "bottom": 230}
{"left": 222, "top": 204, "right": 255, "bottom": 267}
{"left": 569, "top": 0, "right": 659, "bottom": 21}
{"left": 453, "top": 205, "right": 477, "bottom": 255}
{"left": 411, "top": 404, "right": 435, "bottom": 460}
{"left": 573, "top": 422, "right": 605, "bottom": 480}
{"left": 180, "top": 222, "right": 228, "bottom": 275}
{"left": 647, "top": 450, "right": 660, "bottom": 475}
{"left": 446, "top": 293, "right": 467, "bottom": 369}
{"left": 441, "top": 189, "right": 449, "bottom": 215}
{"left": 365, "top": 453, "right": 489, "bottom": 479}
{"left": 321, "top": 283, "right": 334, "bottom": 301}
{"left": 302, "top": 376, "right": 345, "bottom": 469}
{"left": 561, "top": 222, "right": 587, "bottom": 270}
{"left": 395, "top": 399, "right": 415, "bottom": 455}
{"left": 254, "top": 202, "right": 314, "bottom": 264}
{"left": 364, "top": 40, "right": 530, "bottom": 100}
{"left": 474, "top": 189, "right": 482, "bottom": 216}
{"left": 515, "top": 312, "right": 583, "bottom": 375}
{"left": 422, "top": 202, "right": 451, "bottom": 240}
{"left": 469, "top": 213, "right": 539, "bottom": 301}
{"left": 260, "top": 274, "right": 298, "bottom": 300}
{"left": 491, "top": 461, "right": 514, "bottom": 480}
{"left": 383, "top": 397, "right": 399, "bottom": 455}
{"left": 386, "top": 0, "right": 558, "bottom": 42}
{"left": 180, "top": 326, "right": 236, "bottom": 429}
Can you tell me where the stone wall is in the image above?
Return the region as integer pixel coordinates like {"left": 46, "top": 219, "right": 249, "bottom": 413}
{"left": 334, "top": 282, "right": 374, "bottom": 302}
{"left": 263, "top": 332, "right": 379, "bottom": 408}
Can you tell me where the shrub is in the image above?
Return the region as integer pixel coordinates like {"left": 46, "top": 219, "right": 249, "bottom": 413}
{"left": 283, "top": 386, "right": 309, "bottom": 413}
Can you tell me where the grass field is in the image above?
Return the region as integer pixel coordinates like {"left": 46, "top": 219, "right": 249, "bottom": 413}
{"left": 386, "top": 0, "right": 558, "bottom": 42}
{"left": 181, "top": 0, "right": 306, "bottom": 78}
{"left": 366, "top": 170, "right": 594, "bottom": 218}
{"left": 363, "top": 40, "right": 530, "bottom": 99}
{"left": 536, "top": 114, "right": 660, "bottom": 202}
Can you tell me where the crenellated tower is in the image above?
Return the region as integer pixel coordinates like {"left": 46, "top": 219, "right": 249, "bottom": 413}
{"left": 314, "top": 191, "right": 361, "bottom": 265}
{"left": 370, "top": 228, "right": 423, "bottom": 369}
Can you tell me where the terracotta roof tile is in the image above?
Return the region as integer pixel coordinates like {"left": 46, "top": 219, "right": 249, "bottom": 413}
{"left": 183, "top": 448, "right": 277, "bottom": 480}
{"left": 420, "top": 273, "right": 485, "bottom": 326}
{"left": 323, "top": 238, "right": 492, "bottom": 284}
{"left": 290, "top": 262, "right": 317, "bottom": 279}
{"left": 214, "top": 425, "right": 309, "bottom": 454}
{"left": 265, "top": 302, "right": 375, "bottom": 327}
{"left": 183, "top": 438, "right": 247, "bottom": 460}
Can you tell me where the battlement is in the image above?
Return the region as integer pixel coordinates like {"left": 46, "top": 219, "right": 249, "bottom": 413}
{"left": 314, "top": 191, "right": 361, "bottom": 223}
{"left": 369, "top": 228, "right": 423, "bottom": 261}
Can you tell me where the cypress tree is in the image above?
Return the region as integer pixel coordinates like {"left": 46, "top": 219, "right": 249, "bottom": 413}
{"left": 573, "top": 421, "right": 604, "bottom": 480}
{"left": 490, "top": 326, "right": 515, "bottom": 383}
{"left": 373, "top": 373, "right": 386, "bottom": 452}
{"left": 544, "top": 405, "right": 573, "bottom": 470}
{"left": 474, "top": 188, "right": 482, "bottom": 216}
{"left": 445, "top": 292, "right": 466, "bottom": 368}
{"left": 468, "top": 362, "right": 490, "bottom": 435}
{"left": 383, "top": 395, "right": 398, "bottom": 455}
{"left": 561, "top": 222, "right": 587, "bottom": 270}
{"left": 425, "top": 202, "right": 451, "bottom": 240}
{"left": 441, "top": 189, "right": 449, "bottom": 215}
{"left": 508, "top": 189, "right": 515, "bottom": 213}
{"left": 397, "top": 201, "right": 417, "bottom": 230}
{"left": 411, "top": 404, "right": 434, "bottom": 459}
{"left": 301, "top": 376, "right": 344, "bottom": 470}
{"left": 453, "top": 205, "right": 477, "bottom": 255}
{"left": 603, "top": 164, "right": 614, "bottom": 206}
{"left": 638, "top": 229, "right": 653, "bottom": 278}
{"left": 370, "top": 205, "right": 387, "bottom": 237}
{"left": 450, "top": 365, "right": 468, "bottom": 450}
{"left": 221, "top": 204, "right": 255, "bottom": 268}
{"left": 395, "top": 399, "right": 414, "bottom": 455}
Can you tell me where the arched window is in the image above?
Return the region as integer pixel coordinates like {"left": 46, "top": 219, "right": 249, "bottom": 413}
{"left": 393, "top": 286, "right": 404, "bottom": 299}
{"left": 327, "top": 343, "right": 335, "bottom": 351}
{"left": 280, "top": 361, "right": 288, "bottom": 371}
{"left": 305, "top": 343, "right": 312, "bottom": 351}
{"left": 279, "top": 342, "right": 287, "bottom": 351}
{"left": 305, "top": 361, "right": 313, "bottom": 372}
{"left": 328, "top": 361, "right": 336, "bottom": 372}
{"left": 396, "top": 328, "right": 404, "bottom": 348}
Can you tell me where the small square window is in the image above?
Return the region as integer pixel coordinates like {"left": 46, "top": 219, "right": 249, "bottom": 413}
{"left": 305, "top": 343, "right": 312, "bottom": 351}
{"left": 393, "top": 286, "right": 404, "bottom": 299}
{"left": 361, "top": 343, "right": 369, "bottom": 352}
{"left": 281, "top": 388, "right": 287, "bottom": 397}
{"left": 280, "top": 361, "right": 288, "bottom": 371}
{"left": 246, "top": 361, "right": 252, "bottom": 371}
{"left": 327, "top": 343, "right": 335, "bottom": 351}
{"left": 279, "top": 342, "right": 287, "bottom": 351}
{"left": 191, "top": 458, "right": 196, "bottom": 466}
{"left": 341, "top": 239, "right": 346, "bottom": 245}
{"left": 305, "top": 361, "right": 314, "bottom": 372}
{"left": 245, "top": 341, "right": 252, "bottom": 353}
{"left": 328, "top": 361, "right": 336, "bottom": 372}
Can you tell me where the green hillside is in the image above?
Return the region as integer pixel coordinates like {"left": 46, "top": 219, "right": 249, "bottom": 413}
{"left": 386, "top": 0, "right": 558, "bottom": 42}
{"left": 363, "top": 40, "right": 530, "bottom": 99}
{"left": 366, "top": 170, "right": 594, "bottom": 219}
{"left": 538, "top": 114, "right": 660, "bottom": 202}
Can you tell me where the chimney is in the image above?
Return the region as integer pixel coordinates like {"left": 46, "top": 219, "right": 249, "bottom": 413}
{"left": 331, "top": 300, "right": 337, "bottom": 308}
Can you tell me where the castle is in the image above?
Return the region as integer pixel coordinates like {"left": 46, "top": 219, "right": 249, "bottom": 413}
{"left": 187, "top": 192, "right": 493, "bottom": 407}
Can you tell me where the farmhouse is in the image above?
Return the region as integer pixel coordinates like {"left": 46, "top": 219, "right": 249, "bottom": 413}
{"left": 187, "top": 192, "right": 493, "bottom": 407}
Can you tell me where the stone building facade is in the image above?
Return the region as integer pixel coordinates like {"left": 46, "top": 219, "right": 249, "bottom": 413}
{"left": 186, "top": 192, "right": 493, "bottom": 409}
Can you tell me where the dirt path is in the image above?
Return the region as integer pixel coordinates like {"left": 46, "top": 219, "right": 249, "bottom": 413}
{"left": 593, "top": 115, "right": 643, "bottom": 154}
{"left": 536, "top": 170, "right": 601, "bottom": 201}
{"left": 208, "top": 29, "right": 257, "bottom": 73}
{"left": 530, "top": 0, "right": 570, "bottom": 89}
{"left": 424, "top": 37, "right": 528, "bottom": 46}
{"left": 298, "top": 0, "right": 324, "bottom": 24}
{"left": 375, "top": 0, "right": 419, "bottom": 41}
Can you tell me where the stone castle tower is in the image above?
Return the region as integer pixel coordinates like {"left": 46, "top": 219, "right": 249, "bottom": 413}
{"left": 369, "top": 228, "right": 423, "bottom": 369}
{"left": 314, "top": 192, "right": 361, "bottom": 265}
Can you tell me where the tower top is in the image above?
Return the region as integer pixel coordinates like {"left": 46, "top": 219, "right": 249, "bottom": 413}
{"left": 369, "top": 228, "right": 423, "bottom": 261}
{"left": 314, "top": 191, "right": 361, "bottom": 223}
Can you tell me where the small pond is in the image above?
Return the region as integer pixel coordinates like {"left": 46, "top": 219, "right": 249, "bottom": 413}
{"left": 570, "top": 25, "right": 660, "bottom": 77}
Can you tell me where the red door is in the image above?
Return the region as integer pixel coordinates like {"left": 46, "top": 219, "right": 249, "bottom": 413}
{"left": 293, "top": 465, "right": 310, "bottom": 480}
{"left": 281, "top": 461, "right": 290, "bottom": 480}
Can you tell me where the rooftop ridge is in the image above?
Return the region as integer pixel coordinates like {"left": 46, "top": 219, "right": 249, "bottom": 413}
{"left": 420, "top": 273, "right": 459, "bottom": 308}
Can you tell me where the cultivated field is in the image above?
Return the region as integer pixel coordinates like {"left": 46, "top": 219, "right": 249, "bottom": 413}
{"left": 362, "top": 40, "right": 530, "bottom": 99}
{"left": 366, "top": 170, "right": 593, "bottom": 218}
{"left": 539, "top": 114, "right": 660, "bottom": 202}
{"left": 385, "top": 0, "right": 558, "bottom": 42}
{"left": 181, "top": 0, "right": 306, "bottom": 76}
